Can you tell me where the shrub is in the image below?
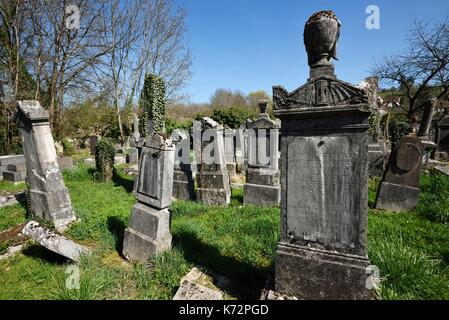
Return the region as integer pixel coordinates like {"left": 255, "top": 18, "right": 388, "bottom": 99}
{"left": 210, "top": 106, "right": 257, "bottom": 128}
{"left": 94, "top": 138, "right": 116, "bottom": 182}
{"left": 416, "top": 171, "right": 449, "bottom": 224}
{"left": 61, "top": 138, "right": 75, "bottom": 156}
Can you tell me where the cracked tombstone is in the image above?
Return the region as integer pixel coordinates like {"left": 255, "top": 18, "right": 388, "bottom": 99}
{"left": 195, "top": 117, "right": 231, "bottom": 206}
{"left": 270, "top": 11, "right": 373, "bottom": 299}
{"left": 15, "top": 101, "right": 76, "bottom": 230}
{"left": 244, "top": 100, "right": 280, "bottom": 206}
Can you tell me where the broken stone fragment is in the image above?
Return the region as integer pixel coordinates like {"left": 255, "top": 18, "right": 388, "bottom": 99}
{"left": 173, "top": 267, "right": 223, "bottom": 300}
{"left": 21, "top": 220, "right": 90, "bottom": 262}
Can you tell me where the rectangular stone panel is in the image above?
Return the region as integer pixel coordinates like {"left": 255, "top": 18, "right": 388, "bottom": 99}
{"left": 285, "top": 135, "right": 365, "bottom": 255}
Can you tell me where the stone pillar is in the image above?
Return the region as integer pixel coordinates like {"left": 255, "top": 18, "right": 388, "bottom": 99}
{"left": 243, "top": 100, "right": 280, "bottom": 206}
{"left": 15, "top": 101, "right": 76, "bottom": 230}
{"left": 375, "top": 136, "right": 424, "bottom": 212}
{"left": 172, "top": 129, "right": 195, "bottom": 200}
{"left": 195, "top": 117, "right": 231, "bottom": 206}
{"left": 271, "top": 11, "right": 372, "bottom": 299}
{"left": 122, "top": 134, "right": 174, "bottom": 262}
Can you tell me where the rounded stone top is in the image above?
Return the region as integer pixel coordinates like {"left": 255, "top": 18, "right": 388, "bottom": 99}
{"left": 258, "top": 100, "right": 269, "bottom": 114}
{"left": 304, "top": 10, "right": 341, "bottom": 68}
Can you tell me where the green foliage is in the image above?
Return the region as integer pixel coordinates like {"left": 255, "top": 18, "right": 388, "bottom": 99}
{"left": 210, "top": 106, "right": 257, "bottom": 128}
{"left": 368, "top": 111, "right": 381, "bottom": 140}
{"left": 94, "top": 138, "right": 116, "bottom": 182}
{"left": 59, "top": 98, "right": 124, "bottom": 142}
{"left": 61, "top": 139, "right": 75, "bottom": 156}
{"left": 165, "top": 117, "right": 192, "bottom": 135}
{"left": 417, "top": 171, "right": 449, "bottom": 224}
{"left": 388, "top": 113, "right": 411, "bottom": 143}
{"left": 140, "top": 74, "right": 166, "bottom": 136}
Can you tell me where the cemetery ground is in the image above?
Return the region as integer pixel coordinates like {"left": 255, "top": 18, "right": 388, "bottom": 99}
{"left": 1, "top": 163, "right": 449, "bottom": 300}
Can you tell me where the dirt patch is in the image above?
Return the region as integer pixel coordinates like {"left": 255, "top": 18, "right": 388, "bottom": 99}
{"left": 0, "top": 223, "right": 29, "bottom": 248}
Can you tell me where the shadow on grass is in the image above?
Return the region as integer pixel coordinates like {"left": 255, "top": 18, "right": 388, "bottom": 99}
{"left": 22, "top": 243, "right": 69, "bottom": 265}
{"left": 231, "top": 188, "right": 243, "bottom": 205}
{"left": 107, "top": 216, "right": 126, "bottom": 255}
{"left": 112, "top": 169, "right": 134, "bottom": 193}
{"left": 173, "top": 230, "right": 268, "bottom": 299}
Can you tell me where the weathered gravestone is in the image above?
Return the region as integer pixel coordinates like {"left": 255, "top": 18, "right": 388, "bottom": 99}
{"left": 122, "top": 77, "right": 174, "bottom": 262}
{"left": 271, "top": 11, "right": 373, "bottom": 299}
{"left": 435, "top": 113, "right": 449, "bottom": 161}
{"left": 243, "top": 100, "right": 280, "bottom": 206}
{"left": 172, "top": 129, "right": 195, "bottom": 200}
{"left": 224, "top": 128, "right": 237, "bottom": 176}
{"left": 122, "top": 134, "right": 174, "bottom": 262}
{"left": 375, "top": 136, "right": 424, "bottom": 212}
{"left": 15, "top": 101, "right": 76, "bottom": 230}
{"left": 195, "top": 117, "right": 231, "bottom": 206}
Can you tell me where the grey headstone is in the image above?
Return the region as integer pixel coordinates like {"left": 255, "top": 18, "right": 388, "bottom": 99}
{"left": 195, "top": 118, "right": 231, "bottom": 206}
{"left": 244, "top": 100, "right": 280, "bottom": 206}
{"left": 122, "top": 133, "right": 175, "bottom": 263}
{"left": 15, "top": 100, "right": 76, "bottom": 230}
{"left": 375, "top": 136, "right": 425, "bottom": 212}
{"left": 270, "top": 11, "right": 373, "bottom": 299}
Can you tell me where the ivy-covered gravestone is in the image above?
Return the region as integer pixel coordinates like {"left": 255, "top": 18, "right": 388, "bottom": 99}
{"left": 94, "top": 138, "right": 116, "bottom": 182}
{"left": 139, "top": 74, "right": 166, "bottom": 137}
{"left": 123, "top": 75, "right": 175, "bottom": 262}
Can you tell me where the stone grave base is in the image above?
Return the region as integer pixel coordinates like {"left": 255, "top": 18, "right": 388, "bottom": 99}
{"left": 123, "top": 228, "right": 172, "bottom": 263}
{"left": 274, "top": 242, "right": 372, "bottom": 300}
{"left": 243, "top": 183, "right": 280, "bottom": 206}
{"left": 375, "top": 182, "right": 419, "bottom": 212}
{"left": 122, "top": 203, "right": 172, "bottom": 263}
{"left": 196, "top": 188, "right": 230, "bottom": 206}
{"left": 173, "top": 180, "right": 195, "bottom": 201}
{"left": 29, "top": 188, "right": 76, "bottom": 230}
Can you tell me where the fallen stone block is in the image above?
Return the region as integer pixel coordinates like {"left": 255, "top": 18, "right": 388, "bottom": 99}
{"left": 21, "top": 221, "right": 90, "bottom": 262}
{"left": 173, "top": 267, "right": 223, "bottom": 300}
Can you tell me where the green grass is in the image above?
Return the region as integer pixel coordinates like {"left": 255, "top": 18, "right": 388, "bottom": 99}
{"left": 0, "top": 180, "right": 26, "bottom": 194}
{"left": 0, "top": 165, "right": 449, "bottom": 300}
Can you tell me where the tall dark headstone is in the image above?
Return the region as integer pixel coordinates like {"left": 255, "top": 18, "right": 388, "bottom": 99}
{"left": 271, "top": 11, "right": 373, "bottom": 299}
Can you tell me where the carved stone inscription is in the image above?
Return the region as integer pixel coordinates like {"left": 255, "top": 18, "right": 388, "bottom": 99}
{"left": 138, "top": 151, "right": 160, "bottom": 199}
{"left": 286, "top": 135, "right": 361, "bottom": 252}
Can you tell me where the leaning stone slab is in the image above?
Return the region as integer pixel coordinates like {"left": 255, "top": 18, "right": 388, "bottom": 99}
{"left": 173, "top": 267, "right": 223, "bottom": 300}
{"left": 16, "top": 100, "right": 76, "bottom": 230}
{"left": 21, "top": 221, "right": 90, "bottom": 262}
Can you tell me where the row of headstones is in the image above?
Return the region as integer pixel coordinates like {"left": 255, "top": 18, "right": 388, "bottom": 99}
{"left": 171, "top": 101, "right": 281, "bottom": 207}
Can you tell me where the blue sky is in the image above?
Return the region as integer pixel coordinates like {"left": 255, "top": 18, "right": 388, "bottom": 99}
{"left": 175, "top": 0, "right": 449, "bottom": 103}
